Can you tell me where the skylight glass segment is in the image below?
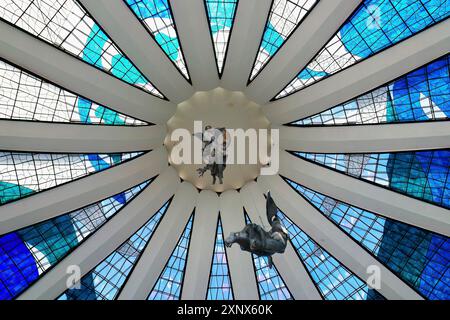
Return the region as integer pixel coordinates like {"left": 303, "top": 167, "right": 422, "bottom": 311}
{"left": 285, "top": 178, "right": 450, "bottom": 300}
{"left": 275, "top": 0, "right": 450, "bottom": 99}
{"left": 205, "top": 0, "right": 238, "bottom": 76}
{"left": 0, "top": 0, "right": 163, "bottom": 97}
{"left": 290, "top": 55, "right": 450, "bottom": 125}
{"left": 277, "top": 210, "right": 384, "bottom": 300}
{"left": 0, "top": 180, "right": 151, "bottom": 300}
{"left": 249, "top": 0, "right": 318, "bottom": 81}
{"left": 0, "top": 151, "right": 142, "bottom": 205}
{"left": 252, "top": 255, "right": 292, "bottom": 300}
{"left": 294, "top": 150, "right": 450, "bottom": 209}
{"left": 148, "top": 213, "right": 194, "bottom": 300}
{"left": 0, "top": 60, "right": 148, "bottom": 125}
{"left": 58, "top": 199, "right": 169, "bottom": 300}
{"left": 207, "top": 218, "right": 233, "bottom": 300}
{"left": 125, "top": 0, "right": 190, "bottom": 80}
{"left": 245, "top": 214, "right": 292, "bottom": 300}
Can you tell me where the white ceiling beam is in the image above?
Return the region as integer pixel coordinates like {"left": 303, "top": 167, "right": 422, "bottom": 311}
{"left": 246, "top": 0, "right": 361, "bottom": 104}
{"left": 258, "top": 174, "right": 423, "bottom": 300}
{"left": 278, "top": 122, "right": 450, "bottom": 153}
{"left": 78, "top": 0, "right": 194, "bottom": 103}
{"left": 0, "top": 121, "right": 165, "bottom": 153}
{"left": 0, "top": 20, "right": 175, "bottom": 124}
{"left": 18, "top": 167, "right": 180, "bottom": 300}
{"left": 170, "top": 0, "right": 219, "bottom": 91}
{"left": 182, "top": 190, "right": 219, "bottom": 299}
{"left": 220, "top": 0, "right": 272, "bottom": 91}
{"left": 219, "top": 190, "right": 259, "bottom": 299}
{"left": 240, "top": 182, "right": 322, "bottom": 300}
{"left": 279, "top": 151, "right": 450, "bottom": 237}
{"left": 264, "top": 18, "right": 450, "bottom": 124}
{"left": 118, "top": 182, "right": 198, "bottom": 300}
{"left": 0, "top": 147, "right": 169, "bottom": 235}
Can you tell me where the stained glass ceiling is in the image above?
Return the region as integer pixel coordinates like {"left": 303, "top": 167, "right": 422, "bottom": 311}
{"left": 285, "top": 177, "right": 450, "bottom": 300}
{"left": 0, "top": 59, "right": 148, "bottom": 125}
{"left": 274, "top": 0, "right": 450, "bottom": 100}
{"left": 0, "top": 179, "right": 151, "bottom": 299}
{"left": 0, "top": 0, "right": 448, "bottom": 301}
{"left": 58, "top": 198, "right": 169, "bottom": 300}
{"left": 289, "top": 54, "right": 450, "bottom": 126}
{"left": 0, "top": 0, "right": 164, "bottom": 98}
{"left": 0, "top": 151, "right": 143, "bottom": 206}
{"left": 125, "top": 0, "right": 191, "bottom": 81}
{"left": 249, "top": 0, "right": 318, "bottom": 82}
{"left": 205, "top": 0, "right": 238, "bottom": 76}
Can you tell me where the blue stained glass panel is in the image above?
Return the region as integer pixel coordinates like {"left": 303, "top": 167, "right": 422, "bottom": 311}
{"left": 250, "top": 0, "right": 318, "bottom": 81}
{"left": 290, "top": 55, "right": 450, "bottom": 125}
{"left": 293, "top": 150, "right": 450, "bottom": 209}
{"left": 58, "top": 199, "right": 169, "bottom": 300}
{"left": 276, "top": 0, "right": 450, "bottom": 99}
{"left": 0, "top": 0, "right": 163, "bottom": 97}
{"left": 148, "top": 213, "right": 194, "bottom": 300}
{"left": 0, "top": 180, "right": 151, "bottom": 300}
{"left": 205, "top": 0, "right": 238, "bottom": 75}
{"left": 285, "top": 177, "right": 450, "bottom": 299}
{"left": 125, "top": 0, "right": 190, "bottom": 80}
{"left": 207, "top": 218, "right": 234, "bottom": 300}
{"left": 0, "top": 59, "right": 148, "bottom": 125}
{"left": 276, "top": 210, "right": 384, "bottom": 300}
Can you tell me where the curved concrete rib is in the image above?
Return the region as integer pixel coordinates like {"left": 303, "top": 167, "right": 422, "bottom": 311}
{"left": 78, "top": 0, "right": 194, "bottom": 103}
{"left": 0, "top": 20, "right": 175, "bottom": 124}
{"left": 0, "top": 121, "right": 165, "bottom": 153}
{"left": 182, "top": 190, "right": 219, "bottom": 299}
{"left": 0, "top": 147, "right": 169, "bottom": 235}
{"left": 279, "top": 151, "right": 450, "bottom": 237}
{"left": 219, "top": 190, "right": 259, "bottom": 299}
{"left": 240, "top": 182, "right": 322, "bottom": 300}
{"left": 278, "top": 122, "right": 450, "bottom": 153}
{"left": 257, "top": 174, "right": 423, "bottom": 300}
{"left": 170, "top": 0, "right": 219, "bottom": 91}
{"left": 18, "top": 167, "right": 180, "bottom": 300}
{"left": 264, "top": 19, "right": 450, "bottom": 124}
{"left": 246, "top": 0, "right": 361, "bottom": 104}
{"left": 118, "top": 182, "right": 198, "bottom": 300}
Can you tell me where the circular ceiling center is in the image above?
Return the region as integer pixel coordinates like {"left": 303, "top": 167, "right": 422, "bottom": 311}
{"left": 165, "top": 87, "right": 272, "bottom": 192}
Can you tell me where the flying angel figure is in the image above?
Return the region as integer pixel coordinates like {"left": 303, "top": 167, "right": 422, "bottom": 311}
{"left": 225, "top": 192, "right": 289, "bottom": 268}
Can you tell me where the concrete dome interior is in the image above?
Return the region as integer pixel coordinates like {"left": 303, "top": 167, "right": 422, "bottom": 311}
{"left": 0, "top": 0, "right": 448, "bottom": 302}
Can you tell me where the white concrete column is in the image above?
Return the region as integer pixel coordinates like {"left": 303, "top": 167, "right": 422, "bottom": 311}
{"left": 257, "top": 174, "right": 423, "bottom": 300}
{"left": 0, "top": 148, "right": 169, "bottom": 235}
{"left": 240, "top": 181, "right": 322, "bottom": 300}
{"left": 0, "top": 121, "right": 165, "bottom": 153}
{"left": 0, "top": 20, "right": 175, "bottom": 124}
{"left": 18, "top": 167, "right": 180, "bottom": 300}
{"left": 118, "top": 182, "right": 198, "bottom": 300}
{"left": 264, "top": 19, "right": 450, "bottom": 124}
{"left": 182, "top": 190, "right": 219, "bottom": 299}
{"left": 246, "top": 0, "right": 362, "bottom": 104}
{"left": 219, "top": 190, "right": 259, "bottom": 299}
{"left": 278, "top": 122, "right": 450, "bottom": 153}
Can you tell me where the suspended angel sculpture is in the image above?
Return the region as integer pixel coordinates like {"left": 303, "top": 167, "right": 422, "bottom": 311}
{"left": 225, "top": 192, "right": 289, "bottom": 268}
{"left": 195, "top": 125, "right": 228, "bottom": 185}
